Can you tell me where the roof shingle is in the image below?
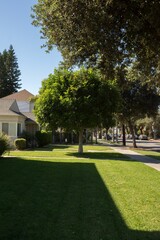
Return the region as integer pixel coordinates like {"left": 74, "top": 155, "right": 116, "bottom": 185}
{"left": 0, "top": 99, "right": 20, "bottom": 116}
{"left": 1, "top": 89, "right": 34, "bottom": 101}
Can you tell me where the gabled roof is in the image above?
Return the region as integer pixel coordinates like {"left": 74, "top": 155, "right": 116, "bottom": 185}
{"left": 1, "top": 89, "right": 34, "bottom": 101}
{"left": 22, "top": 112, "right": 37, "bottom": 123}
{"left": 0, "top": 99, "right": 21, "bottom": 116}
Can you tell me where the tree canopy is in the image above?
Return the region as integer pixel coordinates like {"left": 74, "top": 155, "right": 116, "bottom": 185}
{"left": 32, "top": 0, "right": 160, "bottom": 78}
{"left": 0, "top": 45, "right": 21, "bottom": 98}
{"left": 34, "top": 68, "right": 120, "bottom": 152}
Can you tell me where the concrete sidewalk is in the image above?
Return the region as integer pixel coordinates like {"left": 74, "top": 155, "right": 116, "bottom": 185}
{"left": 110, "top": 146, "right": 160, "bottom": 171}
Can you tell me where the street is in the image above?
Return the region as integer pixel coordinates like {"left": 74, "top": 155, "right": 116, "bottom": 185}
{"left": 118, "top": 139, "right": 160, "bottom": 151}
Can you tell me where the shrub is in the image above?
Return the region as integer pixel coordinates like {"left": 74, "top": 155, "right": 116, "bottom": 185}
{"left": 0, "top": 133, "right": 11, "bottom": 157}
{"left": 35, "top": 130, "right": 52, "bottom": 147}
{"left": 20, "top": 130, "right": 37, "bottom": 148}
{"left": 14, "top": 138, "right": 26, "bottom": 150}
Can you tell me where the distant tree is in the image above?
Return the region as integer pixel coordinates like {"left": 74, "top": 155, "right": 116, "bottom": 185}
{"left": 5, "top": 45, "right": 21, "bottom": 93}
{"left": 0, "top": 53, "right": 8, "bottom": 98}
{"left": 34, "top": 68, "right": 120, "bottom": 153}
{"left": 136, "top": 117, "right": 154, "bottom": 138}
{"left": 119, "top": 64, "right": 160, "bottom": 148}
{"left": 0, "top": 45, "right": 21, "bottom": 98}
{"left": 136, "top": 114, "right": 160, "bottom": 140}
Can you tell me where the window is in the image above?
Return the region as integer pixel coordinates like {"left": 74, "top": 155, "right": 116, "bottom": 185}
{"left": 17, "top": 123, "right": 21, "bottom": 137}
{"left": 2, "top": 123, "right": 9, "bottom": 135}
{"left": 9, "top": 123, "right": 16, "bottom": 137}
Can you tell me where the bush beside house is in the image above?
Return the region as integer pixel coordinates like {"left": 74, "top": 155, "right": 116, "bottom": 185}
{"left": 14, "top": 138, "right": 26, "bottom": 150}
{"left": 35, "top": 130, "right": 52, "bottom": 147}
{"left": 0, "top": 133, "right": 11, "bottom": 157}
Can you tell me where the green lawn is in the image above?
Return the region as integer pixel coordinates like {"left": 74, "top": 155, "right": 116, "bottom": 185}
{"left": 134, "top": 149, "right": 160, "bottom": 161}
{"left": 0, "top": 145, "right": 160, "bottom": 240}
{"left": 6, "top": 144, "right": 127, "bottom": 160}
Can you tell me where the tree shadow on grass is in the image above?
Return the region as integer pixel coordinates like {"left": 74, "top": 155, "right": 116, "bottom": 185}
{"left": 0, "top": 157, "right": 159, "bottom": 240}
{"left": 27, "top": 144, "right": 71, "bottom": 152}
{"left": 66, "top": 151, "right": 132, "bottom": 161}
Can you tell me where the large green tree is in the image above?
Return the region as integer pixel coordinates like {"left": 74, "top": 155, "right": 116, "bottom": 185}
{"left": 0, "top": 53, "right": 8, "bottom": 98}
{"left": 0, "top": 45, "right": 21, "bottom": 98}
{"left": 32, "top": 0, "right": 160, "bottom": 78}
{"left": 32, "top": 1, "right": 160, "bottom": 148}
{"left": 34, "top": 68, "right": 120, "bottom": 153}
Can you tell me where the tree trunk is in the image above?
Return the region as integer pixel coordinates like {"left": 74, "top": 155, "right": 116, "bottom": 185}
{"left": 52, "top": 129, "right": 55, "bottom": 144}
{"left": 116, "top": 125, "right": 118, "bottom": 143}
{"left": 112, "top": 127, "right": 114, "bottom": 142}
{"left": 91, "top": 131, "right": 93, "bottom": 144}
{"left": 59, "top": 128, "right": 62, "bottom": 144}
{"left": 95, "top": 129, "right": 98, "bottom": 144}
{"left": 78, "top": 129, "right": 83, "bottom": 153}
{"left": 128, "top": 121, "right": 137, "bottom": 148}
{"left": 86, "top": 129, "right": 88, "bottom": 144}
{"left": 154, "top": 129, "right": 157, "bottom": 140}
{"left": 99, "top": 128, "right": 102, "bottom": 139}
{"left": 105, "top": 128, "right": 109, "bottom": 140}
{"left": 122, "top": 124, "right": 126, "bottom": 146}
{"left": 152, "top": 121, "right": 157, "bottom": 140}
{"left": 71, "top": 131, "right": 74, "bottom": 144}
{"left": 140, "top": 126, "right": 143, "bottom": 135}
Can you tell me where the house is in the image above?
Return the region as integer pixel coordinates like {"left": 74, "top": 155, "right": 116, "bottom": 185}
{"left": 0, "top": 89, "right": 39, "bottom": 140}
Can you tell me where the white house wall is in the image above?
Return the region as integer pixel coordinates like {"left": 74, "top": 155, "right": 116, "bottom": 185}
{"left": 0, "top": 115, "right": 26, "bottom": 139}
{"left": 29, "top": 101, "right": 34, "bottom": 112}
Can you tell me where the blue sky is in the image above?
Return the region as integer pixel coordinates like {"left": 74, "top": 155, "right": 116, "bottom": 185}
{"left": 0, "top": 0, "right": 62, "bottom": 95}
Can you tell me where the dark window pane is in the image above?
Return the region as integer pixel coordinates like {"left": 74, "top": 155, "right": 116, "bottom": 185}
{"left": 2, "top": 123, "right": 9, "bottom": 135}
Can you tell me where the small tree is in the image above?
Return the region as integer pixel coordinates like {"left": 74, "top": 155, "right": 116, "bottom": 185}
{"left": 35, "top": 68, "right": 120, "bottom": 153}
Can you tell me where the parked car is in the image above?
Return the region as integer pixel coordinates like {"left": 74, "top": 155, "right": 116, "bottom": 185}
{"left": 139, "top": 134, "right": 148, "bottom": 140}
{"left": 106, "top": 134, "right": 112, "bottom": 140}
{"left": 126, "top": 134, "right": 132, "bottom": 139}
{"left": 126, "top": 134, "right": 139, "bottom": 139}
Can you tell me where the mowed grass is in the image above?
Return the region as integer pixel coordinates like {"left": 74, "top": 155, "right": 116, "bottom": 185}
{"left": 0, "top": 145, "right": 160, "bottom": 240}
{"left": 134, "top": 149, "right": 160, "bottom": 161}
{"left": 6, "top": 144, "right": 124, "bottom": 160}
